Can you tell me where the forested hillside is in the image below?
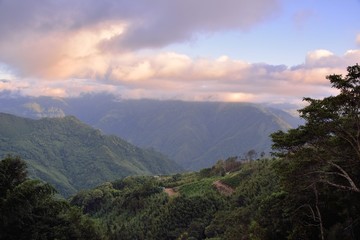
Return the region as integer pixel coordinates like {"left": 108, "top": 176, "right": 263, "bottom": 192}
{"left": 1, "top": 65, "right": 359, "bottom": 239}
{"left": 0, "top": 96, "right": 301, "bottom": 170}
{"left": 3, "top": 153, "right": 359, "bottom": 239}
{"left": 0, "top": 156, "right": 105, "bottom": 239}
{"left": 69, "top": 64, "right": 360, "bottom": 239}
{"left": 0, "top": 113, "right": 181, "bottom": 196}
{"left": 70, "top": 157, "right": 284, "bottom": 239}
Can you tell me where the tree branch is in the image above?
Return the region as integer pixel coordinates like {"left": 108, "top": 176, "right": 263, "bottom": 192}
{"left": 328, "top": 162, "right": 360, "bottom": 192}
{"left": 320, "top": 179, "right": 360, "bottom": 193}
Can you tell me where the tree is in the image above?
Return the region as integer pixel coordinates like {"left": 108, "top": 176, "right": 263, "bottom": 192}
{"left": 0, "top": 155, "right": 27, "bottom": 198}
{"left": 0, "top": 156, "right": 105, "bottom": 240}
{"left": 246, "top": 149, "right": 257, "bottom": 161}
{"left": 271, "top": 64, "right": 360, "bottom": 239}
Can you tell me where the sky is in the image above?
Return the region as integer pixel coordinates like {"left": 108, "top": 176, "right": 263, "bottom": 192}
{"left": 0, "top": 0, "right": 359, "bottom": 105}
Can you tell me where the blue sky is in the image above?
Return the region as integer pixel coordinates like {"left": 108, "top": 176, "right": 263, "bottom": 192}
{"left": 0, "top": 0, "right": 359, "bottom": 105}
{"left": 165, "top": 0, "right": 360, "bottom": 65}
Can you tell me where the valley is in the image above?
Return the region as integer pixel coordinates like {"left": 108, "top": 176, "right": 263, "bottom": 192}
{"left": 0, "top": 95, "right": 301, "bottom": 170}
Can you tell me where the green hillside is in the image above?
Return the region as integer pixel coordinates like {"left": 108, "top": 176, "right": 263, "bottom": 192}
{"left": 0, "top": 113, "right": 182, "bottom": 196}
{"left": 69, "top": 158, "right": 286, "bottom": 239}
{"left": 0, "top": 95, "right": 301, "bottom": 170}
{"left": 5, "top": 153, "right": 360, "bottom": 239}
{"left": 69, "top": 155, "right": 360, "bottom": 239}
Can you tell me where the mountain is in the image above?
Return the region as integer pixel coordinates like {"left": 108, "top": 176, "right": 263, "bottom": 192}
{"left": 0, "top": 93, "right": 301, "bottom": 170}
{"left": 0, "top": 113, "right": 182, "bottom": 196}
{"left": 94, "top": 100, "right": 300, "bottom": 170}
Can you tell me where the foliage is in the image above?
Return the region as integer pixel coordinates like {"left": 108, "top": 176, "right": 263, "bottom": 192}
{"left": 178, "top": 177, "right": 218, "bottom": 196}
{"left": 68, "top": 157, "right": 287, "bottom": 240}
{"left": 0, "top": 156, "right": 105, "bottom": 240}
{"left": 271, "top": 64, "right": 360, "bottom": 239}
{"left": 199, "top": 156, "right": 243, "bottom": 179}
{"left": 0, "top": 155, "right": 27, "bottom": 197}
{"left": 204, "top": 159, "right": 290, "bottom": 239}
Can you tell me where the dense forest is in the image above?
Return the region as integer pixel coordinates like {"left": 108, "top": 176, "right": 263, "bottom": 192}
{"left": 1, "top": 64, "right": 360, "bottom": 239}
{"left": 0, "top": 155, "right": 105, "bottom": 239}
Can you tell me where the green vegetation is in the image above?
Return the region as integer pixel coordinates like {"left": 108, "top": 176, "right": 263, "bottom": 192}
{"left": 0, "top": 155, "right": 104, "bottom": 240}
{"left": 70, "top": 64, "right": 360, "bottom": 239}
{"left": 68, "top": 157, "right": 283, "bottom": 240}
{"left": 1, "top": 65, "right": 360, "bottom": 239}
{"left": 178, "top": 177, "right": 218, "bottom": 196}
{"left": 1, "top": 154, "right": 285, "bottom": 239}
{"left": 270, "top": 64, "right": 360, "bottom": 239}
{"left": 0, "top": 114, "right": 182, "bottom": 196}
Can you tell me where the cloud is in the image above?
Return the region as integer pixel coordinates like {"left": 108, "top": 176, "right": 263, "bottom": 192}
{"left": 0, "top": 0, "right": 358, "bottom": 105}
{"left": 0, "top": 0, "right": 280, "bottom": 51}
{"left": 2, "top": 49, "right": 358, "bottom": 105}
{"left": 357, "top": 33, "right": 360, "bottom": 46}
{"left": 0, "top": 0, "right": 281, "bottom": 79}
{"left": 101, "top": 0, "right": 281, "bottom": 51}
{"left": 23, "top": 102, "right": 43, "bottom": 113}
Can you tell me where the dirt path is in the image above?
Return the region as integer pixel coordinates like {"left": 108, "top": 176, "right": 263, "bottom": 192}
{"left": 164, "top": 188, "right": 178, "bottom": 197}
{"left": 213, "top": 180, "right": 235, "bottom": 196}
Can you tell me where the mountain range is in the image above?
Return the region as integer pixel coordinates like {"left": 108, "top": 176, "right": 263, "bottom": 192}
{"left": 0, "top": 93, "right": 301, "bottom": 170}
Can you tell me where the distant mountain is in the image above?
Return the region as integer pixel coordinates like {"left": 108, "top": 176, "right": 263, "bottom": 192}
{"left": 93, "top": 100, "right": 300, "bottom": 170}
{"left": 0, "top": 113, "right": 182, "bottom": 196}
{"left": 0, "top": 93, "right": 302, "bottom": 170}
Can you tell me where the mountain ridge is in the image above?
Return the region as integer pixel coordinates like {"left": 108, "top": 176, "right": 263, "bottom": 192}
{"left": 93, "top": 99, "right": 300, "bottom": 169}
{"left": 0, "top": 93, "right": 301, "bottom": 170}
{"left": 0, "top": 112, "right": 182, "bottom": 196}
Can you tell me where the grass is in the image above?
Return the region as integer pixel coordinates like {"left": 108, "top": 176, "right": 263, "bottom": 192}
{"left": 178, "top": 177, "right": 219, "bottom": 197}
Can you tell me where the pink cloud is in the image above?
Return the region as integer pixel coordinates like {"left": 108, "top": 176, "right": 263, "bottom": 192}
{"left": 0, "top": 0, "right": 281, "bottom": 79}
{"left": 0, "top": 0, "right": 358, "bottom": 104}
{"left": 1, "top": 49, "right": 358, "bottom": 104}
{"left": 0, "top": 0, "right": 280, "bottom": 53}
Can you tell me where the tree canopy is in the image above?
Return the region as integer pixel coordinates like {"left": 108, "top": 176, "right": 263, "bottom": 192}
{"left": 0, "top": 155, "right": 104, "bottom": 240}
{"left": 271, "top": 64, "right": 360, "bottom": 239}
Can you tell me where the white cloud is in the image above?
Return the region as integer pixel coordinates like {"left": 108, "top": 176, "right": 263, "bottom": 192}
{"left": 307, "top": 49, "right": 334, "bottom": 60}
{"left": 2, "top": 48, "right": 357, "bottom": 104}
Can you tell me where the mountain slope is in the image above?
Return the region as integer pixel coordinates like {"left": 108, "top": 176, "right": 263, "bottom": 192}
{"left": 69, "top": 158, "right": 284, "bottom": 239}
{"left": 0, "top": 113, "right": 182, "bottom": 196}
{"left": 0, "top": 93, "right": 301, "bottom": 170}
{"left": 94, "top": 100, "right": 299, "bottom": 169}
